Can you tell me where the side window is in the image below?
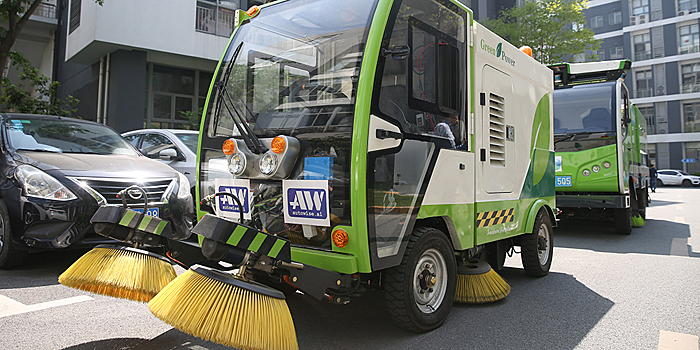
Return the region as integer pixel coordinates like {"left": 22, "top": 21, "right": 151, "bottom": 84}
{"left": 620, "top": 84, "right": 630, "bottom": 138}
{"left": 140, "top": 133, "right": 175, "bottom": 159}
{"left": 375, "top": 0, "right": 467, "bottom": 149}
{"left": 123, "top": 134, "right": 141, "bottom": 148}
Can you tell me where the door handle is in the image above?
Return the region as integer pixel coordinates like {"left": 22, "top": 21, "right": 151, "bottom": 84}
{"left": 376, "top": 129, "right": 403, "bottom": 140}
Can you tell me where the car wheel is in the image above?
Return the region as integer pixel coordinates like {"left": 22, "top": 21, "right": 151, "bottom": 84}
{"left": 0, "top": 200, "right": 28, "bottom": 269}
{"left": 657, "top": 179, "right": 664, "bottom": 186}
{"left": 614, "top": 208, "right": 632, "bottom": 235}
{"left": 682, "top": 179, "right": 692, "bottom": 187}
{"left": 384, "top": 227, "right": 456, "bottom": 333}
{"left": 521, "top": 209, "right": 553, "bottom": 277}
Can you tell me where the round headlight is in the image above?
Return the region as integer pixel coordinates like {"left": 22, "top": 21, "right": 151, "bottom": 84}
{"left": 229, "top": 153, "right": 246, "bottom": 176}
{"left": 259, "top": 153, "right": 278, "bottom": 175}
{"left": 603, "top": 162, "right": 611, "bottom": 169}
{"left": 582, "top": 169, "right": 590, "bottom": 177}
{"left": 592, "top": 165, "right": 600, "bottom": 173}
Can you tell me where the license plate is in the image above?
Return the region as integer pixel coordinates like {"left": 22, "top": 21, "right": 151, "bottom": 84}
{"left": 132, "top": 207, "right": 159, "bottom": 218}
{"left": 555, "top": 176, "right": 572, "bottom": 187}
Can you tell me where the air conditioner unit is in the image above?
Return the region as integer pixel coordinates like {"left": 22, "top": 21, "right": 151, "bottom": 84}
{"left": 630, "top": 16, "right": 637, "bottom": 25}
{"left": 679, "top": 10, "right": 688, "bottom": 16}
{"left": 639, "top": 14, "right": 647, "bottom": 23}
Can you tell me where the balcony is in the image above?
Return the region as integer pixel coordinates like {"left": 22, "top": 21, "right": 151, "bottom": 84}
{"left": 636, "top": 88, "right": 653, "bottom": 98}
{"left": 634, "top": 51, "right": 652, "bottom": 61}
{"left": 196, "top": 5, "right": 235, "bottom": 37}
{"left": 646, "top": 124, "right": 656, "bottom": 134}
{"left": 682, "top": 83, "right": 700, "bottom": 93}
{"left": 33, "top": 2, "right": 56, "bottom": 19}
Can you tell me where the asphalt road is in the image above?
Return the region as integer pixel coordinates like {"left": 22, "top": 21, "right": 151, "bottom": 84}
{"left": 1, "top": 187, "right": 699, "bottom": 350}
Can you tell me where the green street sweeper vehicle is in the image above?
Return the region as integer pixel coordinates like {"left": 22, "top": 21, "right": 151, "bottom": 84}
{"left": 549, "top": 60, "right": 649, "bottom": 234}
{"left": 63, "top": 0, "right": 556, "bottom": 348}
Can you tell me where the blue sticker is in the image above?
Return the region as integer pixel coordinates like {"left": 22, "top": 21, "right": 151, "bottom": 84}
{"left": 217, "top": 185, "right": 250, "bottom": 214}
{"left": 304, "top": 157, "right": 332, "bottom": 180}
{"left": 286, "top": 188, "right": 328, "bottom": 220}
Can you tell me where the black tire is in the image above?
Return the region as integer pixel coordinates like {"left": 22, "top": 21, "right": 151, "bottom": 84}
{"left": 682, "top": 179, "right": 692, "bottom": 187}
{"left": 657, "top": 179, "right": 664, "bottom": 186}
{"left": 614, "top": 208, "right": 632, "bottom": 235}
{"left": 384, "top": 227, "right": 457, "bottom": 333}
{"left": 0, "top": 200, "right": 27, "bottom": 269}
{"left": 521, "top": 209, "right": 553, "bottom": 277}
{"left": 638, "top": 187, "right": 648, "bottom": 220}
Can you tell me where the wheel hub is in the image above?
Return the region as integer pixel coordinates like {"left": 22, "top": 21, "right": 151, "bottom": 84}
{"left": 537, "top": 223, "right": 550, "bottom": 264}
{"left": 413, "top": 248, "right": 447, "bottom": 313}
{"left": 418, "top": 267, "right": 436, "bottom": 291}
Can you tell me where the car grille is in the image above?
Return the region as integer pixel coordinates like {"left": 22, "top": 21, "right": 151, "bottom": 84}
{"left": 71, "top": 177, "right": 175, "bottom": 205}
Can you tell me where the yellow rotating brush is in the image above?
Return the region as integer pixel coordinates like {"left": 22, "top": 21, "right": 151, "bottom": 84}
{"left": 149, "top": 265, "right": 297, "bottom": 350}
{"left": 454, "top": 259, "right": 510, "bottom": 304}
{"left": 59, "top": 244, "right": 176, "bottom": 302}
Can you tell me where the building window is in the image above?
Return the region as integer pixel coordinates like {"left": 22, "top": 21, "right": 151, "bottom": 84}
{"left": 610, "top": 46, "right": 624, "bottom": 59}
{"left": 635, "top": 70, "right": 653, "bottom": 98}
{"left": 609, "top": 11, "right": 622, "bottom": 25}
{"left": 683, "top": 101, "right": 700, "bottom": 133}
{"left": 682, "top": 63, "right": 700, "bottom": 93}
{"left": 590, "top": 15, "right": 604, "bottom": 29}
{"left": 596, "top": 49, "right": 605, "bottom": 61}
{"left": 631, "top": 0, "right": 649, "bottom": 16}
{"left": 685, "top": 142, "right": 700, "bottom": 173}
{"left": 196, "top": 0, "right": 240, "bottom": 37}
{"left": 679, "top": 23, "right": 700, "bottom": 54}
{"left": 634, "top": 33, "right": 652, "bottom": 61}
{"left": 69, "top": 0, "right": 81, "bottom": 34}
{"left": 148, "top": 64, "right": 213, "bottom": 130}
{"left": 638, "top": 106, "right": 655, "bottom": 134}
{"left": 678, "top": 0, "right": 698, "bottom": 15}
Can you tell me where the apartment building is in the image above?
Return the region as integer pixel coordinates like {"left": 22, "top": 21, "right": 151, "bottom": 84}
{"left": 47, "top": 0, "right": 264, "bottom": 133}
{"left": 582, "top": 0, "right": 700, "bottom": 173}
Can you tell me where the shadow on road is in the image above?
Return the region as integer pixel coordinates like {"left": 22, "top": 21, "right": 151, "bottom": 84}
{"left": 0, "top": 249, "right": 88, "bottom": 289}
{"left": 60, "top": 269, "right": 613, "bottom": 350}
{"left": 554, "top": 218, "right": 698, "bottom": 257}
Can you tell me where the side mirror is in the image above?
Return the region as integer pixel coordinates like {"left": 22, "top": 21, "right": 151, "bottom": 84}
{"left": 160, "top": 148, "right": 181, "bottom": 161}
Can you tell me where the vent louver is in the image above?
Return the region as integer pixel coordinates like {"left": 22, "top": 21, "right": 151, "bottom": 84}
{"left": 488, "top": 93, "right": 506, "bottom": 167}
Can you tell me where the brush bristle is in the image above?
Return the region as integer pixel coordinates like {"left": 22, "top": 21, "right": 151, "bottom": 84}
{"left": 632, "top": 215, "right": 645, "bottom": 227}
{"left": 454, "top": 268, "right": 511, "bottom": 304}
{"left": 59, "top": 247, "right": 177, "bottom": 302}
{"left": 148, "top": 269, "right": 298, "bottom": 350}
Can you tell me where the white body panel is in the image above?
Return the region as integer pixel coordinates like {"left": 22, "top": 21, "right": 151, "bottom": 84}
{"left": 423, "top": 150, "right": 475, "bottom": 205}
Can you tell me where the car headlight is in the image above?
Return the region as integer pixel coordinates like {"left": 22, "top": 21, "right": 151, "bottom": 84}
{"left": 259, "top": 153, "right": 278, "bottom": 176}
{"left": 177, "top": 172, "right": 191, "bottom": 198}
{"left": 15, "top": 165, "right": 77, "bottom": 201}
{"left": 229, "top": 153, "right": 246, "bottom": 176}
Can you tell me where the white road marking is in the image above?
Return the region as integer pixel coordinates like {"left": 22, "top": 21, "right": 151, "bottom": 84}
{"left": 676, "top": 205, "right": 684, "bottom": 210}
{"left": 675, "top": 217, "right": 686, "bottom": 223}
{"left": 670, "top": 238, "right": 690, "bottom": 257}
{"left": 658, "top": 330, "right": 699, "bottom": 350}
{"left": 0, "top": 294, "right": 92, "bottom": 318}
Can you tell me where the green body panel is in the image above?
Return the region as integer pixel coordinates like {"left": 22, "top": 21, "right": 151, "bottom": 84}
{"left": 291, "top": 246, "right": 359, "bottom": 274}
{"left": 524, "top": 198, "right": 556, "bottom": 234}
{"left": 556, "top": 144, "right": 619, "bottom": 193}
{"left": 417, "top": 204, "right": 475, "bottom": 250}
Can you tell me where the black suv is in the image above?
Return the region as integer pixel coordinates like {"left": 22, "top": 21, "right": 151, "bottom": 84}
{"left": 0, "top": 114, "right": 194, "bottom": 268}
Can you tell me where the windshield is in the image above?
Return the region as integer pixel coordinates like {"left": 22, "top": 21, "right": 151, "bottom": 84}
{"left": 553, "top": 82, "right": 616, "bottom": 134}
{"left": 206, "top": 0, "right": 375, "bottom": 139}
{"left": 175, "top": 133, "right": 198, "bottom": 153}
{"left": 5, "top": 118, "right": 137, "bottom": 155}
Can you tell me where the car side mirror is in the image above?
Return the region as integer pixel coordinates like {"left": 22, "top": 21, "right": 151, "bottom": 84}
{"left": 160, "top": 148, "right": 182, "bottom": 161}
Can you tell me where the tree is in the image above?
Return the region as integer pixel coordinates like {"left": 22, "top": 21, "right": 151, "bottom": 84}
{"left": 480, "top": 0, "right": 601, "bottom": 65}
{"left": 0, "top": 0, "right": 103, "bottom": 98}
{"left": 1, "top": 51, "right": 79, "bottom": 116}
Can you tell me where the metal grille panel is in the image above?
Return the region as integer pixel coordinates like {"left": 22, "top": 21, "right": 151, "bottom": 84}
{"left": 72, "top": 177, "right": 174, "bottom": 205}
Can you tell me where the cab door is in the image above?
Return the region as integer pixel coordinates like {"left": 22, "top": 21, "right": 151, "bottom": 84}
{"left": 366, "top": 0, "right": 469, "bottom": 269}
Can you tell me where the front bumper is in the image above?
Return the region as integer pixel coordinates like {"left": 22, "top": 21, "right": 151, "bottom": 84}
{"left": 556, "top": 193, "right": 630, "bottom": 209}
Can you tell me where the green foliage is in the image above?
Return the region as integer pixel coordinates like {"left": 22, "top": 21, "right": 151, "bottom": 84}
{"left": 481, "top": 0, "right": 601, "bottom": 65}
{"left": 1, "top": 51, "right": 79, "bottom": 117}
{"left": 179, "top": 107, "right": 204, "bottom": 130}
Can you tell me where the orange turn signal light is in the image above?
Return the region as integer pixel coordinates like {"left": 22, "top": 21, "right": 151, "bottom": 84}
{"left": 271, "top": 136, "right": 286, "bottom": 154}
{"left": 247, "top": 5, "right": 260, "bottom": 18}
{"left": 332, "top": 229, "right": 349, "bottom": 248}
{"left": 222, "top": 139, "right": 236, "bottom": 155}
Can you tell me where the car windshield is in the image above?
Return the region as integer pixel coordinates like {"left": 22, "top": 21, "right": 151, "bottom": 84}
{"left": 679, "top": 170, "right": 690, "bottom": 175}
{"left": 5, "top": 118, "right": 137, "bottom": 155}
{"left": 553, "top": 82, "right": 616, "bottom": 134}
{"left": 174, "top": 133, "right": 198, "bottom": 153}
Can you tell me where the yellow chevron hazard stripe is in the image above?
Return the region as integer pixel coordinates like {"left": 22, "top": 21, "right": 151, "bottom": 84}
{"left": 476, "top": 208, "right": 514, "bottom": 228}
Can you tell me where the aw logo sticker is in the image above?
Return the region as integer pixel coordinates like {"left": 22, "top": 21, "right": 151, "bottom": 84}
{"left": 283, "top": 179, "right": 330, "bottom": 227}
{"left": 480, "top": 39, "right": 516, "bottom": 67}
{"left": 214, "top": 178, "right": 252, "bottom": 221}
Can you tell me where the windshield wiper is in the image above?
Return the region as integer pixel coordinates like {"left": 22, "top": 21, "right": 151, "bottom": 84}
{"left": 215, "top": 81, "right": 267, "bottom": 154}
{"left": 554, "top": 131, "right": 613, "bottom": 144}
{"left": 16, "top": 148, "right": 62, "bottom": 153}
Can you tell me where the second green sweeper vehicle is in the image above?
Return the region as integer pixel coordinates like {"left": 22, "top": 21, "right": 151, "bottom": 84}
{"left": 60, "top": 0, "right": 557, "bottom": 348}
{"left": 549, "top": 60, "right": 649, "bottom": 234}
